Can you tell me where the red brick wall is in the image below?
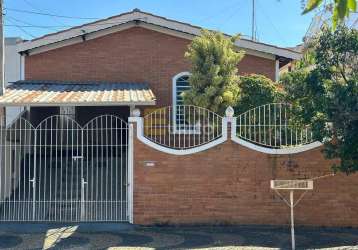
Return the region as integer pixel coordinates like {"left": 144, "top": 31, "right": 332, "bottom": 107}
{"left": 132, "top": 127, "right": 358, "bottom": 227}
{"left": 238, "top": 54, "right": 276, "bottom": 80}
{"left": 26, "top": 27, "right": 276, "bottom": 107}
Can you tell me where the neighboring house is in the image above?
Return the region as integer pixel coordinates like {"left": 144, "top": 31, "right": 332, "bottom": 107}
{"left": 1, "top": 9, "right": 357, "bottom": 227}
{"left": 279, "top": 44, "right": 303, "bottom": 75}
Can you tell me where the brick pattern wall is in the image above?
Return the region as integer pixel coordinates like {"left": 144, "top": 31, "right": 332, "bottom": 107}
{"left": 132, "top": 126, "right": 358, "bottom": 226}
{"left": 26, "top": 27, "right": 276, "bottom": 107}
{"left": 238, "top": 54, "right": 276, "bottom": 80}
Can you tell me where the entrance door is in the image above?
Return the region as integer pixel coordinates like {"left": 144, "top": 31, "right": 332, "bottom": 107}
{"left": 35, "top": 115, "right": 84, "bottom": 221}
{"left": 83, "top": 115, "right": 129, "bottom": 222}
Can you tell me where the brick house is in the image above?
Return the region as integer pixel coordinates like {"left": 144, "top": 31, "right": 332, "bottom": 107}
{"left": 0, "top": 9, "right": 357, "bottom": 226}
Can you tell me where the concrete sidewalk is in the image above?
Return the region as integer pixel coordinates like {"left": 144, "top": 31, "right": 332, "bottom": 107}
{"left": 0, "top": 224, "right": 357, "bottom": 249}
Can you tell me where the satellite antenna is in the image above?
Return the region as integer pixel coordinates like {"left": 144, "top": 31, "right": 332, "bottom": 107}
{"left": 270, "top": 179, "right": 313, "bottom": 250}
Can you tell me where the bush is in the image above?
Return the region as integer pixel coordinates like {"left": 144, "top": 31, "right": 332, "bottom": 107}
{"left": 234, "top": 74, "right": 285, "bottom": 115}
{"left": 183, "top": 30, "right": 244, "bottom": 115}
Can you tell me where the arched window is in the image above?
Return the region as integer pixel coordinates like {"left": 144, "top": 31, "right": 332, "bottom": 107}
{"left": 172, "top": 72, "right": 191, "bottom": 107}
{"left": 172, "top": 72, "right": 199, "bottom": 133}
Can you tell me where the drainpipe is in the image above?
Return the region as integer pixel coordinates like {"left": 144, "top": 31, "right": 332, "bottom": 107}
{"left": 20, "top": 51, "right": 27, "bottom": 116}
{"left": 275, "top": 57, "right": 280, "bottom": 82}
{"left": 20, "top": 53, "right": 25, "bottom": 81}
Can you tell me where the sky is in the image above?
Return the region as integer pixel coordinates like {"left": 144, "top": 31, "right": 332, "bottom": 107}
{"left": 3, "top": 0, "right": 316, "bottom": 48}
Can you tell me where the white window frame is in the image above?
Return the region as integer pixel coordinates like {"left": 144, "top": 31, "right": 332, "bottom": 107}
{"left": 172, "top": 72, "right": 200, "bottom": 134}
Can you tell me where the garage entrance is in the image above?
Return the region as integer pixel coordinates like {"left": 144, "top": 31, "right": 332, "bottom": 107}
{"left": 0, "top": 113, "right": 132, "bottom": 222}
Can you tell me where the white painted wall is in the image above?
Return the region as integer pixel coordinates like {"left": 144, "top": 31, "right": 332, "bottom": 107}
{"left": 5, "top": 37, "right": 24, "bottom": 127}
{"left": 0, "top": 38, "right": 24, "bottom": 201}
{"left": 5, "top": 38, "right": 22, "bottom": 87}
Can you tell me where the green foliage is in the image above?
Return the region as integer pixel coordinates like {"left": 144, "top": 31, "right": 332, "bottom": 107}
{"left": 183, "top": 30, "right": 244, "bottom": 115}
{"left": 235, "top": 74, "right": 285, "bottom": 115}
{"left": 302, "top": 0, "right": 357, "bottom": 29}
{"left": 302, "top": 0, "right": 323, "bottom": 14}
{"left": 281, "top": 26, "right": 358, "bottom": 174}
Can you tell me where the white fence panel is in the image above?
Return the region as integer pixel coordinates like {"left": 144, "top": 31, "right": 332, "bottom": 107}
{"left": 143, "top": 105, "right": 223, "bottom": 149}
{"left": 235, "top": 103, "right": 314, "bottom": 149}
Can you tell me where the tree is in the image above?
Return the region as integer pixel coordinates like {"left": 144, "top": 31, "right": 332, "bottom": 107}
{"left": 183, "top": 30, "right": 244, "bottom": 115}
{"left": 235, "top": 74, "right": 285, "bottom": 115}
{"left": 281, "top": 26, "right": 358, "bottom": 174}
{"left": 302, "top": 0, "right": 357, "bottom": 29}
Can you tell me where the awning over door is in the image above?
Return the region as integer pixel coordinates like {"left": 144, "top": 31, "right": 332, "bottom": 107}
{"left": 0, "top": 80, "right": 156, "bottom": 106}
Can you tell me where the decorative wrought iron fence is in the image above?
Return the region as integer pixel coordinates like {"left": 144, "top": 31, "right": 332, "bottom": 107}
{"left": 143, "top": 105, "right": 223, "bottom": 149}
{"left": 235, "top": 103, "right": 314, "bottom": 148}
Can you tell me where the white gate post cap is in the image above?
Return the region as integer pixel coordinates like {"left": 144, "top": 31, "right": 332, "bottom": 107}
{"left": 225, "top": 106, "right": 234, "bottom": 118}
{"left": 131, "top": 108, "right": 141, "bottom": 117}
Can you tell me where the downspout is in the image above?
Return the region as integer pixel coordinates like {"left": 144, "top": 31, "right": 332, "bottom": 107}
{"left": 20, "top": 51, "right": 29, "bottom": 116}
{"left": 275, "top": 56, "right": 280, "bottom": 82}
{"left": 20, "top": 52, "right": 25, "bottom": 81}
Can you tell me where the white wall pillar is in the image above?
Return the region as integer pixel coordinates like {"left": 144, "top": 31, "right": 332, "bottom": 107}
{"left": 275, "top": 59, "right": 280, "bottom": 82}
{"left": 20, "top": 54, "right": 25, "bottom": 81}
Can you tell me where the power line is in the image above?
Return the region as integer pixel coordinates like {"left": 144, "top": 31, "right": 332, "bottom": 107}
{"left": 4, "top": 24, "right": 75, "bottom": 28}
{"left": 3, "top": 18, "right": 141, "bottom": 29}
{"left": 197, "top": 0, "right": 243, "bottom": 23}
{"left": 216, "top": 2, "right": 244, "bottom": 30}
{"left": 256, "top": 0, "right": 287, "bottom": 45}
{"left": 5, "top": 18, "right": 36, "bottom": 38}
{"left": 6, "top": 15, "right": 58, "bottom": 31}
{"left": 2, "top": 13, "right": 147, "bottom": 29}
{"left": 3, "top": 16, "right": 146, "bottom": 41}
{"left": 4, "top": 7, "right": 101, "bottom": 20}
{"left": 22, "top": 0, "right": 67, "bottom": 28}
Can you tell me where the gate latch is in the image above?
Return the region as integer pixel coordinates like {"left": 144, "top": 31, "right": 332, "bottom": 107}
{"left": 81, "top": 178, "right": 88, "bottom": 186}
{"left": 29, "top": 178, "right": 36, "bottom": 188}
{"left": 72, "top": 156, "right": 83, "bottom": 161}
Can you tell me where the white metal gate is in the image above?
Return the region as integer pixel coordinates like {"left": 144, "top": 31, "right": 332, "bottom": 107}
{"left": 0, "top": 114, "right": 131, "bottom": 222}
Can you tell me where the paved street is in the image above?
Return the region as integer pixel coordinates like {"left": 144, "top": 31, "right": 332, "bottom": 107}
{"left": 0, "top": 224, "right": 357, "bottom": 249}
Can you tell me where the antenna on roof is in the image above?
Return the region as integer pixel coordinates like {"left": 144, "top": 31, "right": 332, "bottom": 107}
{"left": 251, "top": 0, "right": 256, "bottom": 41}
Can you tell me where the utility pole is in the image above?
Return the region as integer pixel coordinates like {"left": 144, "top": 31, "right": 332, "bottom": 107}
{"left": 0, "top": 0, "right": 4, "bottom": 96}
{"left": 251, "top": 0, "right": 256, "bottom": 41}
{"left": 0, "top": 0, "right": 4, "bottom": 129}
